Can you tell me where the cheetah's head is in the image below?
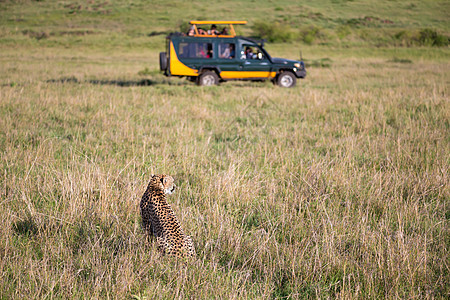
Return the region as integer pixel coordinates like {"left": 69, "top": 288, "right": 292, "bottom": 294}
{"left": 152, "top": 174, "right": 176, "bottom": 195}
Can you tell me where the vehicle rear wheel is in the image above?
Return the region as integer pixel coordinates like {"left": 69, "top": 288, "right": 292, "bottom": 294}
{"left": 159, "top": 52, "right": 167, "bottom": 71}
{"left": 197, "top": 71, "right": 219, "bottom": 86}
{"left": 277, "top": 72, "right": 296, "bottom": 88}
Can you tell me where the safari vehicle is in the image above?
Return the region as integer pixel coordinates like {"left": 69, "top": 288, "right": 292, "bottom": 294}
{"left": 159, "top": 21, "right": 306, "bottom": 87}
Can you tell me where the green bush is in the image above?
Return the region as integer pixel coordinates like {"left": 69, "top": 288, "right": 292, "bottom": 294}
{"left": 251, "top": 20, "right": 294, "bottom": 43}
{"left": 300, "top": 25, "right": 324, "bottom": 45}
{"left": 393, "top": 30, "right": 416, "bottom": 47}
{"left": 418, "top": 29, "right": 448, "bottom": 47}
{"left": 392, "top": 29, "right": 448, "bottom": 47}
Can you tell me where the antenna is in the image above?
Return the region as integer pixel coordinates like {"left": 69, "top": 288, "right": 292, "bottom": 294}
{"left": 299, "top": 50, "right": 303, "bottom": 61}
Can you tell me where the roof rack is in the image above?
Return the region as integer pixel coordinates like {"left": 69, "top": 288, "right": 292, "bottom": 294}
{"left": 188, "top": 20, "right": 247, "bottom": 37}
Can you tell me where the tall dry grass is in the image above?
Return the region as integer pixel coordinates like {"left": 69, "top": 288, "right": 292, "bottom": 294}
{"left": 0, "top": 47, "right": 448, "bottom": 298}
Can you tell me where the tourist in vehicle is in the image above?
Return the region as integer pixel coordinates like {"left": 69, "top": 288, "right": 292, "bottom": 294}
{"left": 198, "top": 45, "right": 207, "bottom": 58}
{"left": 229, "top": 44, "right": 235, "bottom": 58}
{"left": 197, "top": 44, "right": 212, "bottom": 58}
{"left": 206, "top": 44, "right": 213, "bottom": 58}
{"left": 221, "top": 27, "right": 229, "bottom": 35}
{"left": 220, "top": 44, "right": 235, "bottom": 59}
{"left": 187, "top": 26, "right": 195, "bottom": 36}
{"left": 245, "top": 47, "right": 254, "bottom": 59}
{"left": 208, "top": 24, "right": 219, "bottom": 35}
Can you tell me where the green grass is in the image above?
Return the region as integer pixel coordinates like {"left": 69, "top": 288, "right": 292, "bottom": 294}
{"left": 1, "top": 0, "right": 448, "bottom": 49}
{"left": 0, "top": 0, "right": 449, "bottom": 298}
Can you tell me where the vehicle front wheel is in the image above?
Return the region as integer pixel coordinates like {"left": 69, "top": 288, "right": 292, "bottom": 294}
{"left": 277, "top": 72, "right": 296, "bottom": 88}
{"left": 197, "top": 71, "right": 219, "bottom": 86}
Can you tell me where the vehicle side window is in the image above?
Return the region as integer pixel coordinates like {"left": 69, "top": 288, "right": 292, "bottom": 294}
{"left": 179, "top": 42, "right": 213, "bottom": 59}
{"left": 240, "top": 45, "right": 265, "bottom": 60}
{"left": 218, "top": 43, "right": 235, "bottom": 59}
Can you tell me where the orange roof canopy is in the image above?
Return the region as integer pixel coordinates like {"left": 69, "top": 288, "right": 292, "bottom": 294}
{"left": 189, "top": 21, "right": 247, "bottom": 37}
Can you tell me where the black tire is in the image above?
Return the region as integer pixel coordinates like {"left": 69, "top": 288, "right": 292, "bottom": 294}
{"left": 197, "top": 71, "right": 219, "bottom": 86}
{"left": 277, "top": 71, "right": 296, "bottom": 88}
{"left": 159, "top": 52, "right": 167, "bottom": 71}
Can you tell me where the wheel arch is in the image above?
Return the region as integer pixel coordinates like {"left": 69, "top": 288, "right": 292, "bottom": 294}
{"left": 199, "top": 66, "right": 222, "bottom": 78}
{"left": 276, "top": 68, "right": 295, "bottom": 76}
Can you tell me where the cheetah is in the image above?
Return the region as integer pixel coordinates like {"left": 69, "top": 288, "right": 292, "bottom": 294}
{"left": 140, "top": 174, "right": 195, "bottom": 257}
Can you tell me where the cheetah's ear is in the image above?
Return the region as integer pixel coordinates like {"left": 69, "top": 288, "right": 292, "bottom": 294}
{"left": 161, "top": 176, "right": 166, "bottom": 184}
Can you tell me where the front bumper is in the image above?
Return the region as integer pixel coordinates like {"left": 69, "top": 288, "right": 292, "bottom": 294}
{"left": 295, "top": 69, "right": 307, "bottom": 78}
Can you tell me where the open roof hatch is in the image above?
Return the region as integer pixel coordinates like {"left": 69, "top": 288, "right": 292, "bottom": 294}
{"left": 189, "top": 20, "right": 247, "bottom": 37}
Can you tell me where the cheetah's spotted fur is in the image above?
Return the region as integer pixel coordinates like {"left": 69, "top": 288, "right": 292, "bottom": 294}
{"left": 140, "top": 174, "right": 195, "bottom": 257}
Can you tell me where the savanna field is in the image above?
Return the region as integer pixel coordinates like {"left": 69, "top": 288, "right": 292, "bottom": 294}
{"left": 0, "top": 0, "right": 449, "bottom": 298}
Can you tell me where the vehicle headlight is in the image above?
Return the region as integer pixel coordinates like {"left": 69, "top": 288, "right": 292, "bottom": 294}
{"left": 294, "top": 63, "right": 301, "bottom": 68}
